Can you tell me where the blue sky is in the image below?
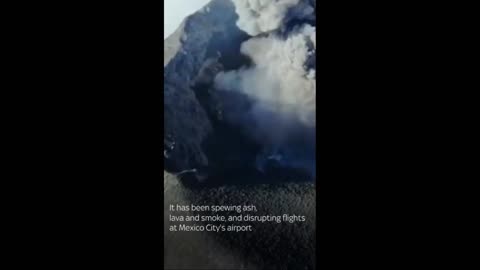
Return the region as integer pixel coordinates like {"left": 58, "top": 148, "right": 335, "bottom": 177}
{"left": 164, "top": 0, "right": 211, "bottom": 39}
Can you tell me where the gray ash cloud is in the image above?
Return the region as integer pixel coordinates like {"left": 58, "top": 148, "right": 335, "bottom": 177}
{"left": 213, "top": 0, "right": 316, "bottom": 178}
{"left": 231, "top": 0, "right": 315, "bottom": 36}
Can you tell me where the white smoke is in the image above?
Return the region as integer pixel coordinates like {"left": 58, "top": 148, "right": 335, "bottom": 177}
{"left": 211, "top": 0, "right": 316, "bottom": 177}
{"left": 214, "top": 24, "right": 315, "bottom": 145}
{"left": 232, "top": 0, "right": 315, "bottom": 36}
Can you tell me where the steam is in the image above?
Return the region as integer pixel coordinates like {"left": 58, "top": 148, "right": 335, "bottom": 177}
{"left": 214, "top": 24, "right": 316, "bottom": 130}
{"left": 231, "top": 0, "right": 315, "bottom": 36}
{"left": 213, "top": 0, "right": 316, "bottom": 178}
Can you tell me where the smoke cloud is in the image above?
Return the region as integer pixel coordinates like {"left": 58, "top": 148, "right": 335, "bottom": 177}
{"left": 214, "top": 24, "right": 315, "bottom": 129}
{"left": 231, "top": 0, "right": 315, "bottom": 36}
{"left": 213, "top": 0, "right": 316, "bottom": 178}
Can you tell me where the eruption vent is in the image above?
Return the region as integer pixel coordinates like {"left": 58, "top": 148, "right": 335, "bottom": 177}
{"left": 213, "top": 0, "right": 316, "bottom": 179}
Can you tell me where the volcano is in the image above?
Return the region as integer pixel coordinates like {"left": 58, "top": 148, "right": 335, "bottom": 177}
{"left": 164, "top": 1, "right": 316, "bottom": 269}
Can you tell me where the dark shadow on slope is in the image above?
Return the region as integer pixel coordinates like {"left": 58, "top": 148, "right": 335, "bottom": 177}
{"left": 182, "top": 84, "right": 315, "bottom": 188}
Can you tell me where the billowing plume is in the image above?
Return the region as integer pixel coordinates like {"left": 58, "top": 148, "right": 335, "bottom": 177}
{"left": 232, "top": 0, "right": 315, "bottom": 36}
{"left": 214, "top": 24, "right": 315, "bottom": 130}
{"left": 203, "top": 0, "right": 318, "bottom": 179}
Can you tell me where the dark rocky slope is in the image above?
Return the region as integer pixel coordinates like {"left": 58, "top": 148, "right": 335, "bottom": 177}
{"left": 164, "top": 1, "right": 316, "bottom": 269}
{"left": 164, "top": 0, "right": 250, "bottom": 175}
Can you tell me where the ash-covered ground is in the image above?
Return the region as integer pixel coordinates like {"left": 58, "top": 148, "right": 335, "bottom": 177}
{"left": 164, "top": 1, "right": 316, "bottom": 269}
{"left": 164, "top": 172, "right": 315, "bottom": 270}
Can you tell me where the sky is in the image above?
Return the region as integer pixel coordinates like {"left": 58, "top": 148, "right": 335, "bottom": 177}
{"left": 164, "top": 0, "right": 212, "bottom": 39}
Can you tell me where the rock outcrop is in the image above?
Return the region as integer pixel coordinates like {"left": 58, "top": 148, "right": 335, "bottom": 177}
{"left": 164, "top": 0, "right": 251, "bottom": 175}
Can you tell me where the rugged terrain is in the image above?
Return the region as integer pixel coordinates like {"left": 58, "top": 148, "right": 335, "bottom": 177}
{"left": 164, "top": 1, "right": 316, "bottom": 269}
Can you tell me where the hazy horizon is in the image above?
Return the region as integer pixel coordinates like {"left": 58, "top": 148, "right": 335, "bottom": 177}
{"left": 164, "top": 0, "right": 211, "bottom": 39}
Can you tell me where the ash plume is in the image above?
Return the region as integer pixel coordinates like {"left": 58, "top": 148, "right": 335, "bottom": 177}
{"left": 214, "top": 24, "right": 315, "bottom": 130}
{"left": 231, "top": 0, "right": 315, "bottom": 36}
{"left": 213, "top": 0, "right": 316, "bottom": 178}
